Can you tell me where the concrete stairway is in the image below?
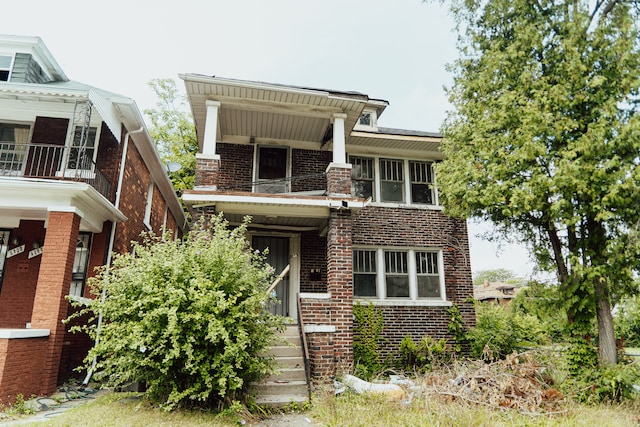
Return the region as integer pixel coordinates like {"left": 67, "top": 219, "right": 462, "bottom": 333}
{"left": 253, "top": 325, "right": 309, "bottom": 407}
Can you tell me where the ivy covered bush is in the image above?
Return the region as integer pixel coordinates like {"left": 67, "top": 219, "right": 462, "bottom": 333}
{"left": 69, "top": 215, "right": 285, "bottom": 409}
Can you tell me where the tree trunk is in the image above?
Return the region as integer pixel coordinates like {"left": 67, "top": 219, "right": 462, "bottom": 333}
{"left": 595, "top": 280, "right": 617, "bottom": 365}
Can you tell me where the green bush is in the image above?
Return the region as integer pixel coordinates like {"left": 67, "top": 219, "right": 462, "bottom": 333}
{"left": 353, "top": 303, "right": 385, "bottom": 380}
{"left": 69, "top": 215, "right": 285, "bottom": 409}
{"left": 563, "top": 360, "right": 640, "bottom": 403}
{"left": 397, "top": 335, "right": 450, "bottom": 373}
{"left": 615, "top": 294, "right": 640, "bottom": 347}
{"left": 466, "top": 303, "right": 548, "bottom": 360}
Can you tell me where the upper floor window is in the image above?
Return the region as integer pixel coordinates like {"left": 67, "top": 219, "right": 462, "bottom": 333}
{"left": 353, "top": 247, "right": 446, "bottom": 303}
{"left": 0, "top": 55, "right": 12, "bottom": 81}
{"left": 354, "top": 109, "right": 378, "bottom": 131}
{"left": 255, "top": 146, "right": 289, "bottom": 193}
{"left": 0, "top": 122, "right": 31, "bottom": 175}
{"left": 67, "top": 126, "right": 98, "bottom": 170}
{"left": 349, "top": 155, "right": 437, "bottom": 205}
{"left": 144, "top": 183, "right": 154, "bottom": 229}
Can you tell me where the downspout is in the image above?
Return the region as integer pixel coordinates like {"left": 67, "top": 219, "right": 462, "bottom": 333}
{"left": 83, "top": 126, "right": 144, "bottom": 385}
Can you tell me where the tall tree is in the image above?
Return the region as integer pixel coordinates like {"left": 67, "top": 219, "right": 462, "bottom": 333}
{"left": 145, "top": 78, "right": 197, "bottom": 195}
{"left": 435, "top": 0, "right": 640, "bottom": 365}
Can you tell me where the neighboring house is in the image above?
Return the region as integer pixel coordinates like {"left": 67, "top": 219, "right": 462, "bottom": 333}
{"left": 474, "top": 281, "right": 522, "bottom": 305}
{"left": 180, "top": 74, "right": 475, "bottom": 385}
{"left": 0, "top": 35, "right": 186, "bottom": 403}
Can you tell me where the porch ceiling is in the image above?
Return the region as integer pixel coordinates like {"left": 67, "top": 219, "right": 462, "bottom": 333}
{"left": 181, "top": 74, "right": 372, "bottom": 150}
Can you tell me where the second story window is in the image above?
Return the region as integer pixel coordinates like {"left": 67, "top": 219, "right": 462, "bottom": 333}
{"left": 349, "top": 155, "right": 438, "bottom": 206}
{"left": 351, "top": 156, "right": 374, "bottom": 199}
{"left": 0, "top": 122, "right": 31, "bottom": 175}
{"left": 68, "top": 126, "right": 97, "bottom": 170}
{"left": 256, "top": 146, "right": 289, "bottom": 193}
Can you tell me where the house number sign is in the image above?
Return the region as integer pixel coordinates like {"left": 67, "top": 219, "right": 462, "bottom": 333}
{"left": 28, "top": 246, "right": 44, "bottom": 259}
{"left": 7, "top": 244, "right": 25, "bottom": 258}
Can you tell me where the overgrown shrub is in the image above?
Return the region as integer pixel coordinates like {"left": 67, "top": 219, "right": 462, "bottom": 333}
{"left": 396, "top": 335, "right": 450, "bottom": 373}
{"left": 563, "top": 359, "right": 640, "bottom": 403}
{"left": 69, "top": 215, "right": 285, "bottom": 409}
{"left": 466, "top": 302, "right": 548, "bottom": 360}
{"left": 353, "top": 303, "right": 385, "bottom": 380}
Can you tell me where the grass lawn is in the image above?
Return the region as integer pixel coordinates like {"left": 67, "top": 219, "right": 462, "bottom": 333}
{"left": 12, "top": 390, "right": 640, "bottom": 427}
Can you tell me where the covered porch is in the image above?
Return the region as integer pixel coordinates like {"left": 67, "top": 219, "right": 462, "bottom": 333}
{"left": 0, "top": 178, "right": 125, "bottom": 403}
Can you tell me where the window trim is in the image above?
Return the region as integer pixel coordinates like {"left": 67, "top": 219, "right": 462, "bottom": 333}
{"left": 144, "top": 183, "right": 154, "bottom": 230}
{"left": 353, "top": 247, "right": 448, "bottom": 306}
{"left": 69, "top": 232, "right": 92, "bottom": 298}
{"left": 0, "top": 230, "right": 10, "bottom": 293}
{"left": 0, "top": 54, "right": 14, "bottom": 81}
{"left": 354, "top": 109, "right": 378, "bottom": 131}
{"left": 253, "top": 145, "right": 291, "bottom": 194}
{"left": 348, "top": 155, "right": 439, "bottom": 207}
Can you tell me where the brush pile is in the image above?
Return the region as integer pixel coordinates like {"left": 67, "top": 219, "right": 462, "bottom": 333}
{"left": 416, "top": 351, "right": 566, "bottom": 415}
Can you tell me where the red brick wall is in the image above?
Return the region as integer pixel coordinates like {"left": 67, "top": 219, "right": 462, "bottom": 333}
{"left": 0, "top": 220, "right": 46, "bottom": 328}
{"left": 291, "top": 149, "right": 331, "bottom": 193}
{"left": 298, "top": 297, "right": 333, "bottom": 386}
{"left": 113, "top": 141, "right": 151, "bottom": 254}
{"left": 0, "top": 337, "right": 47, "bottom": 404}
{"left": 31, "top": 211, "right": 80, "bottom": 395}
{"left": 195, "top": 156, "right": 220, "bottom": 188}
{"left": 352, "top": 206, "right": 475, "bottom": 352}
{"left": 299, "top": 231, "right": 327, "bottom": 293}
{"left": 326, "top": 167, "right": 352, "bottom": 196}
{"left": 326, "top": 209, "right": 353, "bottom": 373}
{"left": 95, "top": 123, "right": 121, "bottom": 203}
{"left": 217, "top": 143, "right": 254, "bottom": 191}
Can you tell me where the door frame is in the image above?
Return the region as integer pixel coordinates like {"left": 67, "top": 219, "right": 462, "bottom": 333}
{"left": 250, "top": 231, "right": 300, "bottom": 322}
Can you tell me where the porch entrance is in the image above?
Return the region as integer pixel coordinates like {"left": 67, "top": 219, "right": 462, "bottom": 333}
{"left": 252, "top": 236, "right": 290, "bottom": 317}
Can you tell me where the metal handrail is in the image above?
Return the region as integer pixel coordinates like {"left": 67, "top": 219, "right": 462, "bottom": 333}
{"left": 297, "top": 293, "right": 311, "bottom": 391}
{"left": 0, "top": 142, "right": 112, "bottom": 199}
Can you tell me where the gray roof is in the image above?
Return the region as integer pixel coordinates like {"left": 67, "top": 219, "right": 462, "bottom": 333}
{"left": 377, "top": 127, "right": 442, "bottom": 138}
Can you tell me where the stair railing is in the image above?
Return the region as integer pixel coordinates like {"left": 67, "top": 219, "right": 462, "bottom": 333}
{"left": 296, "top": 294, "right": 311, "bottom": 392}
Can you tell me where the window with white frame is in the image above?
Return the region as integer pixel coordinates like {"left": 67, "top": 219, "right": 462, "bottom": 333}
{"left": 255, "top": 146, "right": 289, "bottom": 193}
{"left": 353, "top": 248, "right": 445, "bottom": 302}
{"left": 144, "top": 183, "right": 154, "bottom": 229}
{"left": 0, "top": 230, "right": 9, "bottom": 292}
{"left": 351, "top": 156, "right": 374, "bottom": 199}
{"left": 349, "top": 155, "right": 437, "bottom": 205}
{"left": 69, "top": 233, "right": 91, "bottom": 298}
{"left": 67, "top": 126, "right": 98, "bottom": 170}
{"left": 0, "top": 122, "right": 31, "bottom": 174}
{"left": 355, "top": 109, "right": 377, "bottom": 131}
{"left": 0, "top": 55, "right": 12, "bottom": 81}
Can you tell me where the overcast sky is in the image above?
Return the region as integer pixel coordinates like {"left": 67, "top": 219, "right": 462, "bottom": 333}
{"left": 3, "top": 0, "right": 542, "bottom": 280}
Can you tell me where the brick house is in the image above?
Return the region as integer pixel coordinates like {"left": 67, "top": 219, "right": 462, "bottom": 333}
{"left": 180, "top": 75, "right": 475, "bottom": 385}
{"left": 0, "top": 35, "right": 186, "bottom": 403}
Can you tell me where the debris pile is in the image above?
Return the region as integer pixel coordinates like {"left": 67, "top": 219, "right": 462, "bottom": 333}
{"left": 418, "top": 351, "right": 566, "bottom": 415}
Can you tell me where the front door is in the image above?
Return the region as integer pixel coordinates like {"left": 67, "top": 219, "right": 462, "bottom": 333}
{"left": 252, "top": 236, "right": 290, "bottom": 317}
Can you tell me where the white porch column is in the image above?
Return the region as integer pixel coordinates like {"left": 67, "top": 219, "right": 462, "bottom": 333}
{"left": 202, "top": 100, "right": 221, "bottom": 156}
{"left": 332, "top": 113, "right": 348, "bottom": 164}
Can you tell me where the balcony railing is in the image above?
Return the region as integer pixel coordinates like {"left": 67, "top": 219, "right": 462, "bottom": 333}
{"left": 0, "top": 142, "right": 112, "bottom": 199}
{"left": 219, "top": 172, "right": 328, "bottom": 195}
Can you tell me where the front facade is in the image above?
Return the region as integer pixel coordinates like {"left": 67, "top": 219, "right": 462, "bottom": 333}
{"left": 0, "top": 35, "right": 186, "bottom": 402}
{"left": 181, "top": 75, "right": 475, "bottom": 384}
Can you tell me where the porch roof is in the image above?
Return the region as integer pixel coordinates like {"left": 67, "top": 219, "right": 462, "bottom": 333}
{"left": 182, "top": 191, "right": 367, "bottom": 230}
{"left": 180, "top": 74, "right": 388, "bottom": 152}
{"left": 0, "top": 177, "right": 127, "bottom": 232}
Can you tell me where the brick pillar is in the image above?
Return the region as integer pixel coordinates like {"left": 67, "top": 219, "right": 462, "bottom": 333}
{"left": 195, "top": 154, "right": 220, "bottom": 188}
{"left": 326, "top": 164, "right": 352, "bottom": 196}
{"left": 326, "top": 208, "right": 353, "bottom": 374}
{"left": 31, "top": 211, "right": 80, "bottom": 395}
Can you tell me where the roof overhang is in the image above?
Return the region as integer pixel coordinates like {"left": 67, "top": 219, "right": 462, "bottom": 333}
{"left": 180, "top": 74, "right": 387, "bottom": 152}
{"left": 0, "top": 177, "right": 127, "bottom": 232}
{"left": 347, "top": 130, "right": 443, "bottom": 159}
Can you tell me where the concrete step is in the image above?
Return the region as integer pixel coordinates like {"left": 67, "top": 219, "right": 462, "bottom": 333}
{"left": 253, "top": 392, "right": 309, "bottom": 407}
{"left": 263, "top": 345, "right": 303, "bottom": 358}
{"left": 265, "top": 367, "right": 307, "bottom": 382}
{"left": 253, "top": 380, "right": 309, "bottom": 396}
{"left": 275, "top": 356, "right": 304, "bottom": 369}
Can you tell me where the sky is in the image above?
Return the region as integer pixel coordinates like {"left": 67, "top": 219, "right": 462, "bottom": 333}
{"left": 2, "top": 0, "right": 541, "bottom": 281}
